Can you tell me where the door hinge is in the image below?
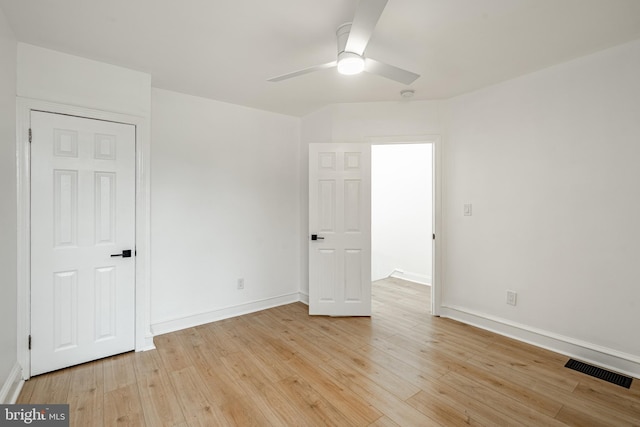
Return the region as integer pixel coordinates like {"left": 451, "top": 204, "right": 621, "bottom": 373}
{"left": 28, "top": 335, "right": 31, "bottom": 350}
{"left": 28, "top": 128, "right": 32, "bottom": 143}
{"left": 433, "top": 233, "right": 436, "bottom": 240}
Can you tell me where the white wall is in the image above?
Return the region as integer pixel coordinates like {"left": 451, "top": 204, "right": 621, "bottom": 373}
{"left": 16, "top": 44, "right": 154, "bottom": 354}
{"left": 442, "top": 39, "right": 640, "bottom": 374}
{"left": 150, "top": 88, "right": 301, "bottom": 332}
{"left": 17, "top": 44, "right": 151, "bottom": 117}
{"left": 300, "top": 101, "right": 441, "bottom": 297}
{"left": 372, "top": 144, "right": 432, "bottom": 284}
{"left": 0, "top": 7, "right": 18, "bottom": 403}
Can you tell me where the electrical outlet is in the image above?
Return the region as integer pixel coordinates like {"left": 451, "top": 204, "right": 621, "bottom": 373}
{"left": 464, "top": 203, "right": 472, "bottom": 216}
{"left": 237, "top": 278, "right": 244, "bottom": 290}
{"left": 506, "top": 290, "right": 517, "bottom": 306}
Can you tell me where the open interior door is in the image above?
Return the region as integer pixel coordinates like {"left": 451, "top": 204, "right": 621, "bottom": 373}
{"left": 309, "top": 143, "right": 371, "bottom": 316}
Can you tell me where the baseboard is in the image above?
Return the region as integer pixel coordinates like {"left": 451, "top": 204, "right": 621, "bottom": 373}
{"left": 390, "top": 269, "right": 432, "bottom": 286}
{"left": 0, "top": 363, "right": 24, "bottom": 404}
{"left": 151, "top": 292, "right": 300, "bottom": 336}
{"left": 440, "top": 304, "right": 640, "bottom": 379}
{"left": 299, "top": 292, "right": 309, "bottom": 305}
{"left": 138, "top": 335, "right": 156, "bottom": 352}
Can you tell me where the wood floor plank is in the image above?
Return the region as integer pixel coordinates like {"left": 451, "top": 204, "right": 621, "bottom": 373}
{"left": 359, "top": 344, "right": 445, "bottom": 387}
{"left": 23, "top": 368, "right": 71, "bottom": 404}
{"left": 154, "top": 332, "right": 194, "bottom": 373}
{"left": 322, "top": 343, "right": 423, "bottom": 401}
{"left": 169, "top": 366, "right": 230, "bottom": 427}
{"left": 367, "top": 416, "right": 401, "bottom": 427}
{"left": 367, "top": 334, "right": 452, "bottom": 377}
{"left": 450, "top": 357, "right": 564, "bottom": 417}
{"left": 397, "top": 324, "right": 489, "bottom": 360}
{"left": 103, "top": 383, "right": 145, "bottom": 427}
{"left": 250, "top": 313, "right": 332, "bottom": 366}
{"left": 467, "top": 354, "right": 576, "bottom": 397}
{"left": 246, "top": 382, "right": 309, "bottom": 426}
{"left": 288, "top": 321, "right": 367, "bottom": 364}
{"left": 471, "top": 350, "right": 580, "bottom": 392}
{"left": 572, "top": 380, "right": 640, "bottom": 415}
{"left": 218, "top": 395, "right": 273, "bottom": 426}
{"left": 285, "top": 353, "right": 384, "bottom": 425}
{"left": 67, "top": 361, "right": 104, "bottom": 427}
{"left": 239, "top": 343, "right": 296, "bottom": 384}
{"left": 103, "top": 352, "right": 136, "bottom": 393}
{"left": 411, "top": 318, "right": 496, "bottom": 351}
{"left": 15, "top": 376, "right": 36, "bottom": 404}
{"left": 414, "top": 375, "right": 527, "bottom": 426}
{"left": 194, "top": 322, "right": 241, "bottom": 358}
{"left": 406, "top": 390, "right": 485, "bottom": 426}
{"left": 16, "top": 278, "right": 640, "bottom": 426}
{"left": 307, "top": 317, "right": 371, "bottom": 350}
{"left": 132, "top": 348, "right": 163, "bottom": 378}
{"left": 183, "top": 332, "right": 247, "bottom": 406}
{"left": 443, "top": 371, "right": 567, "bottom": 427}
{"left": 276, "top": 375, "right": 354, "bottom": 426}
{"left": 133, "top": 350, "right": 186, "bottom": 427}
{"left": 554, "top": 404, "right": 623, "bottom": 427}
{"left": 217, "top": 351, "right": 308, "bottom": 426}
{"left": 318, "top": 354, "right": 444, "bottom": 426}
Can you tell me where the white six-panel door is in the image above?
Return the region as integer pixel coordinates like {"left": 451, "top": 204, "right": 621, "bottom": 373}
{"left": 309, "top": 143, "right": 372, "bottom": 316}
{"left": 30, "top": 111, "right": 136, "bottom": 376}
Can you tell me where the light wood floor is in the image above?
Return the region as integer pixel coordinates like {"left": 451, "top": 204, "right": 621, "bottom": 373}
{"left": 18, "top": 278, "right": 640, "bottom": 426}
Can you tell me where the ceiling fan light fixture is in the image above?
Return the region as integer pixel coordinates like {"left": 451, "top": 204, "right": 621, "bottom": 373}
{"left": 267, "top": 1, "right": 419, "bottom": 85}
{"left": 337, "top": 52, "right": 365, "bottom": 75}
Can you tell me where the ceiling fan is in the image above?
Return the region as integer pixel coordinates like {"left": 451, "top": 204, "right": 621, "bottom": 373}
{"left": 267, "top": 0, "right": 420, "bottom": 85}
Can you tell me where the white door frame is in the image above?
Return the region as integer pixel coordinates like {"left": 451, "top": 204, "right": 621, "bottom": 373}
{"left": 16, "top": 98, "right": 154, "bottom": 379}
{"left": 368, "top": 135, "right": 443, "bottom": 316}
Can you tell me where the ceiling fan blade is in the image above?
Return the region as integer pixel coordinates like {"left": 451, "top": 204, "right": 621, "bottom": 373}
{"left": 267, "top": 61, "right": 337, "bottom": 82}
{"left": 345, "top": 0, "right": 388, "bottom": 56}
{"left": 364, "top": 58, "right": 420, "bottom": 85}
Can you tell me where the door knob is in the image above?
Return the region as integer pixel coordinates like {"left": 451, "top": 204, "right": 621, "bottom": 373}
{"left": 311, "top": 234, "right": 324, "bottom": 241}
{"left": 111, "top": 249, "right": 132, "bottom": 258}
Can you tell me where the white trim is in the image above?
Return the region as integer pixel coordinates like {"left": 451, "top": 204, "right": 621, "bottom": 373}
{"left": 16, "top": 97, "right": 153, "bottom": 379}
{"left": 389, "top": 269, "right": 432, "bottom": 286}
{"left": 432, "top": 136, "right": 443, "bottom": 316}
{"left": 0, "top": 363, "right": 24, "bottom": 404}
{"left": 151, "top": 293, "right": 301, "bottom": 336}
{"left": 367, "top": 135, "right": 438, "bottom": 144}
{"left": 299, "top": 292, "right": 309, "bottom": 305}
{"left": 440, "top": 304, "right": 640, "bottom": 379}
{"left": 367, "top": 135, "right": 443, "bottom": 316}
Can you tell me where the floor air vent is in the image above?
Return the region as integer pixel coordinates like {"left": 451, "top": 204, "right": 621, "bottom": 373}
{"left": 564, "top": 359, "right": 632, "bottom": 389}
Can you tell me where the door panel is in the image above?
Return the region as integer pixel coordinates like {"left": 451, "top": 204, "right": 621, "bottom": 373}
{"left": 309, "top": 143, "right": 371, "bottom": 316}
{"left": 31, "top": 111, "right": 136, "bottom": 376}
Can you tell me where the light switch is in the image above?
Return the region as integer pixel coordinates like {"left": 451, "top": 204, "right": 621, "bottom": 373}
{"left": 464, "top": 203, "right": 472, "bottom": 216}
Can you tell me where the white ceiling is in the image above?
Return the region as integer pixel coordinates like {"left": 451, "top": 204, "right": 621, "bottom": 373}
{"left": 1, "top": 0, "right": 640, "bottom": 116}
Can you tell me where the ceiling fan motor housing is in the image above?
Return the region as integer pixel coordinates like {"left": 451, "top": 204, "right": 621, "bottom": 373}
{"left": 336, "top": 23, "right": 353, "bottom": 54}
{"left": 336, "top": 23, "right": 365, "bottom": 75}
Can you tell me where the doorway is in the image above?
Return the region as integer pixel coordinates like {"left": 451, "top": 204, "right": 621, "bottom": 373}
{"left": 16, "top": 99, "right": 153, "bottom": 379}
{"left": 307, "top": 138, "right": 441, "bottom": 317}
{"left": 372, "top": 143, "right": 433, "bottom": 313}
